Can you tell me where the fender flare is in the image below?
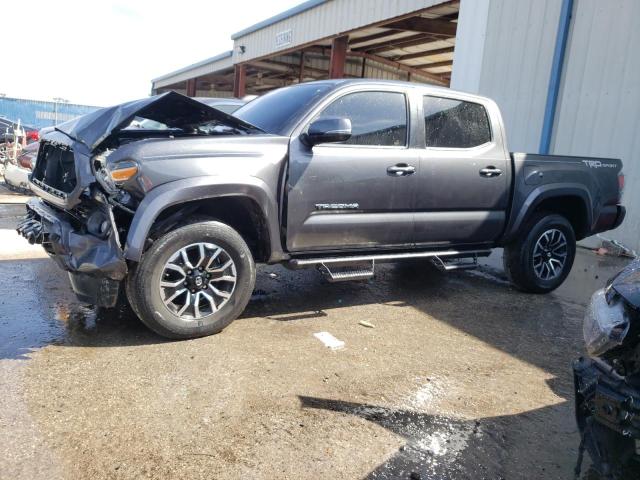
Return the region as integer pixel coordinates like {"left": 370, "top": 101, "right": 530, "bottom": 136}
{"left": 123, "top": 176, "right": 283, "bottom": 262}
{"left": 504, "top": 183, "right": 593, "bottom": 242}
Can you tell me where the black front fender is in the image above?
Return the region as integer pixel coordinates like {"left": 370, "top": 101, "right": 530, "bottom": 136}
{"left": 124, "top": 176, "right": 284, "bottom": 262}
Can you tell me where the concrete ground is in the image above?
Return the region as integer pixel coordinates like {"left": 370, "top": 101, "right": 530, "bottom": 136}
{"left": 0, "top": 186, "right": 633, "bottom": 480}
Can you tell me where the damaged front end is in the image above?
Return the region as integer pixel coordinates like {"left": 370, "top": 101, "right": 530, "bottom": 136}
{"left": 20, "top": 91, "right": 259, "bottom": 307}
{"left": 18, "top": 193, "right": 127, "bottom": 307}
{"left": 574, "top": 259, "right": 640, "bottom": 478}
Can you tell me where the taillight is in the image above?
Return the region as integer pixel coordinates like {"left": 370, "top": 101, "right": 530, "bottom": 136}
{"left": 618, "top": 173, "right": 625, "bottom": 202}
{"left": 27, "top": 131, "right": 39, "bottom": 142}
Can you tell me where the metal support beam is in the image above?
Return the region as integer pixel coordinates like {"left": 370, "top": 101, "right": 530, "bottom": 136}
{"left": 355, "top": 33, "right": 438, "bottom": 54}
{"left": 348, "top": 51, "right": 448, "bottom": 86}
{"left": 233, "top": 64, "right": 246, "bottom": 98}
{"left": 186, "top": 78, "right": 196, "bottom": 97}
{"left": 384, "top": 17, "right": 457, "bottom": 37}
{"left": 394, "top": 46, "right": 454, "bottom": 61}
{"left": 329, "top": 35, "right": 349, "bottom": 79}
{"left": 298, "top": 51, "right": 305, "bottom": 82}
{"left": 539, "top": 0, "right": 573, "bottom": 154}
{"left": 350, "top": 30, "right": 403, "bottom": 46}
{"left": 412, "top": 60, "right": 453, "bottom": 70}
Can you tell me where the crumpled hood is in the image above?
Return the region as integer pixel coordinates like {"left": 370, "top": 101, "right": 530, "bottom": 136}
{"left": 55, "top": 91, "right": 260, "bottom": 151}
{"left": 607, "top": 258, "right": 640, "bottom": 309}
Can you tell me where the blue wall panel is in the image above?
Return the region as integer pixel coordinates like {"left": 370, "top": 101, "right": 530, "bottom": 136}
{"left": 0, "top": 97, "right": 99, "bottom": 130}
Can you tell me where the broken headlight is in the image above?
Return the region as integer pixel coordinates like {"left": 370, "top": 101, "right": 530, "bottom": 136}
{"left": 584, "top": 288, "right": 630, "bottom": 357}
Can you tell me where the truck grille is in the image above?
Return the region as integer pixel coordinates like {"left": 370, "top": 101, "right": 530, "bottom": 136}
{"left": 31, "top": 141, "right": 77, "bottom": 197}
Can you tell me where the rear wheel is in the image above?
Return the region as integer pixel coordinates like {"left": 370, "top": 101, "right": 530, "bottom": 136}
{"left": 127, "top": 219, "right": 256, "bottom": 339}
{"left": 503, "top": 212, "right": 576, "bottom": 293}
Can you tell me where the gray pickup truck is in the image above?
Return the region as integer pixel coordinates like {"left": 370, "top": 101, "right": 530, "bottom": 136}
{"left": 18, "top": 80, "right": 625, "bottom": 339}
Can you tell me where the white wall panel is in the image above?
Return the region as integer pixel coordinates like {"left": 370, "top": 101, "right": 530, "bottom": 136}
{"left": 553, "top": 0, "right": 640, "bottom": 251}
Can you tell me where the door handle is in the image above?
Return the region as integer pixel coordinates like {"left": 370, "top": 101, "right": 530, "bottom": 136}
{"left": 387, "top": 164, "right": 416, "bottom": 176}
{"left": 479, "top": 166, "right": 502, "bottom": 178}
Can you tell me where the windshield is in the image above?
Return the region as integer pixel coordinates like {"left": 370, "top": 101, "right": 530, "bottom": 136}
{"left": 233, "top": 83, "right": 333, "bottom": 135}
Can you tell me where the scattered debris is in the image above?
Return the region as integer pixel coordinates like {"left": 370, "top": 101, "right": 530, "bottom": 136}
{"left": 313, "top": 331, "right": 345, "bottom": 350}
{"left": 602, "top": 239, "right": 637, "bottom": 258}
{"left": 267, "top": 272, "right": 278, "bottom": 279}
{"left": 358, "top": 320, "right": 375, "bottom": 328}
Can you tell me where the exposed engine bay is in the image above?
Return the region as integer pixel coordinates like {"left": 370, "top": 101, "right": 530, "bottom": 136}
{"left": 574, "top": 259, "right": 640, "bottom": 479}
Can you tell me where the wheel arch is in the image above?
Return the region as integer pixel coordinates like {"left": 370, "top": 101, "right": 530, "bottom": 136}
{"left": 504, "top": 184, "right": 593, "bottom": 242}
{"left": 124, "top": 176, "right": 285, "bottom": 263}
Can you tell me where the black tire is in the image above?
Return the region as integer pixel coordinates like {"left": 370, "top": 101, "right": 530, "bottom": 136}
{"left": 126, "top": 220, "right": 256, "bottom": 339}
{"left": 503, "top": 212, "right": 576, "bottom": 293}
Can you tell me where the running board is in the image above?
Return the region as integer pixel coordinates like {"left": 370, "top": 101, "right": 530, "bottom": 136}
{"left": 318, "top": 260, "right": 375, "bottom": 283}
{"left": 430, "top": 254, "right": 479, "bottom": 272}
{"left": 288, "top": 249, "right": 491, "bottom": 268}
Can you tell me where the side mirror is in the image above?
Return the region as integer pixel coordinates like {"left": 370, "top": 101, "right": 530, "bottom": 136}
{"left": 302, "top": 117, "right": 352, "bottom": 146}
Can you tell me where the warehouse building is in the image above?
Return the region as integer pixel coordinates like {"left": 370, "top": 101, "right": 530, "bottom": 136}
{"left": 0, "top": 97, "right": 99, "bottom": 130}
{"left": 152, "top": 0, "right": 640, "bottom": 253}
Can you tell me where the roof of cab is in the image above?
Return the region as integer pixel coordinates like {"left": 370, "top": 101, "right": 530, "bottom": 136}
{"left": 285, "top": 78, "right": 493, "bottom": 104}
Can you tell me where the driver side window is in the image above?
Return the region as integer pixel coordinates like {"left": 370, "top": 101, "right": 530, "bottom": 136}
{"left": 315, "top": 91, "right": 407, "bottom": 146}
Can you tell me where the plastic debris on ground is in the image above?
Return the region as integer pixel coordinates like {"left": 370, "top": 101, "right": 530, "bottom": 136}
{"left": 359, "top": 320, "right": 375, "bottom": 328}
{"left": 313, "top": 331, "right": 345, "bottom": 350}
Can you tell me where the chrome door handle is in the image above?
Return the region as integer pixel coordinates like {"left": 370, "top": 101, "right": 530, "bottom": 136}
{"left": 479, "top": 166, "right": 502, "bottom": 178}
{"left": 387, "top": 164, "right": 416, "bottom": 176}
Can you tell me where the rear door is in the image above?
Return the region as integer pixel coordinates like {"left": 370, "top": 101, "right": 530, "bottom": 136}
{"left": 286, "top": 88, "right": 418, "bottom": 252}
{"left": 413, "top": 94, "right": 510, "bottom": 246}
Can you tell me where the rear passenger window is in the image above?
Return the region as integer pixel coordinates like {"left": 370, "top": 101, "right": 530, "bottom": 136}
{"left": 316, "top": 91, "right": 407, "bottom": 146}
{"left": 423, "top": 96, "right": 491, "bottom": 148}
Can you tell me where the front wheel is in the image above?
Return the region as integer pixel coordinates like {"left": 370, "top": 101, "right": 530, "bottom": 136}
{"left": 503, "top": 213, "right": 576, "bottom": 293}
{"left": 127, "top": 220, "right": 256, "bottom": 339}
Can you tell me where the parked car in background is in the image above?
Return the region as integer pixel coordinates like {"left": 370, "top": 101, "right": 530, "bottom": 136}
{"left": 195, "top": 97, "right": 248, "bottom": 114}
{"left": 19, "top": 81, "right": 625, "bottom": 339}
{"left": 0, "top": 117, "right": 39, "bottom": 144}
{"left": 4, "top": 126, "right": 52, "bottom": 191}
{"left": 574, "top": 259, "right": 640, "bottom": 479}
{"left": 4, "top": 141, "right": 38, "bottom": 191}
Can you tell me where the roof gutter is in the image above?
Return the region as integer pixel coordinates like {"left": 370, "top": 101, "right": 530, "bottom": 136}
{"left": 231, "top": 0, "right": 328, "bottom": 39}
{"left": 538, "top": 0, "right": 573, "bottom": 154}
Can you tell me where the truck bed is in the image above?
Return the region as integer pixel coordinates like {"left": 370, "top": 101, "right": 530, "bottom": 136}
{"left": 502, "top": 152, "right": 624, "bottom": 243}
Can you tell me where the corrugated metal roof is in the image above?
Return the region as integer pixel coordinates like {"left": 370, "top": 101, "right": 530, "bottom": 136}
{"left": 232, "top": 0, "right": 453, "bottom": 64}
{"left": 152, "top": 51, "right": 233, "bottom": 84}
{"left": 231, "top": 0, "right": 328, "bottom": 40}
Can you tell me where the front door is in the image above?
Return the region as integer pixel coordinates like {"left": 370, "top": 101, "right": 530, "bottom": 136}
{"left": 286, "top": 90, "right": 417, "bottom": 253}
{"left": 413, "top": 94, "right": 510, "bottom": 247}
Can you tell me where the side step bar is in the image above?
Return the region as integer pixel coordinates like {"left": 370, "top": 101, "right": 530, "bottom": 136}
{"left": 318, "top": 260, "right": 375, "bottom": 283}
{"left": 430, "top": 254, "right": 480, "bottom": 272}
{"left": 288, "top": 249, "right": 491, "bottom": 268}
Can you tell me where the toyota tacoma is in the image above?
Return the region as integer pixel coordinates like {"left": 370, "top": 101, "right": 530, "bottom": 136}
{"left": 18, "top": 80, "right": 626, "bottom": 339}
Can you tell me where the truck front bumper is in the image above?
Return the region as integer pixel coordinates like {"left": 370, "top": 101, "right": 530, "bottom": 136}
{"left": 17, "top": 198, "right": 127, "bottom": 307}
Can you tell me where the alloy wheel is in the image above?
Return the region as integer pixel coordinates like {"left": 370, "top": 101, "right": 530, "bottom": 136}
{"left": 532, "top": 228, "right": 568, "bottom": 281}
{"left": 159, "top": 242, "right": 237, "bottom": 320}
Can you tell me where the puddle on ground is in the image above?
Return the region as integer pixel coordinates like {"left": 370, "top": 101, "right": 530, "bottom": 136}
{"left": 299, "top": 395, "right": 485, "bottom": 480}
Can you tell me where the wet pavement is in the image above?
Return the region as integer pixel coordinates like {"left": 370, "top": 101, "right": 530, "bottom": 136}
{"left": 0, "top": 197, "right": 634, "bottom": 480}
